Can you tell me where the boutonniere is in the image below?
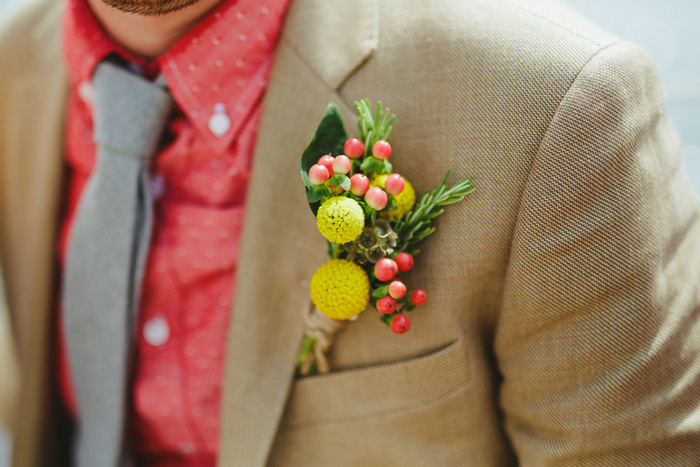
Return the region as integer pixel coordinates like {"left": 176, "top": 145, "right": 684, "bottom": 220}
{"left": 296, "top": 100, "right": 475, "bottom": 375}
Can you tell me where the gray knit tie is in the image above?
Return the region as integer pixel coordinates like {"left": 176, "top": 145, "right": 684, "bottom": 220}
{"left": 63, "top": 60, "right": 174, "bottom": 467}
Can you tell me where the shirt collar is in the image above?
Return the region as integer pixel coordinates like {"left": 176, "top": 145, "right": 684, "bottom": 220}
{"left": 62, "top": 0, "right": 290, "bottom": 150}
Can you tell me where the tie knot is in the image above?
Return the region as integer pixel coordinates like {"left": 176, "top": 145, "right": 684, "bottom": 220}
{"left": 92, "top": 61, "right": 174, "bottom": 160}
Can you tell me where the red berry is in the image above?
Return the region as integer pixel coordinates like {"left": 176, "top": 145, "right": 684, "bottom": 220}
{"left": 350, "top": 174, "right": 370, "bottom": 196}
{"left": 317, "top": 155, "right": 335, "bottom": 175}
{"left": 395, "top": 252, "right": 414, "bottom": 272}
{"left": 372, "top": 140, "right": 392, "bottom": 160}
{"left": 365, "top": 187, "right": 388, "bottom": 210}
{"left": 344, "top": 138, "right": 365, "bottom": 159}
{"left": 377, "top": 295, "right": 397, "bottom": 314}
{"left": 384, "top": 173, "right": 405, "bottom": 196}
{"left": 390, "top": 314, "right": 411, "bottom": 334}
{"left": 308, "top": 164, "right": 330, "bottom": 185}
{"left": 374, "top": 258, "right": 398, "bottom": 282}
{"left": 388, "top": 280, "right": 406, "bottom": 299}
{"left": 410, "top": 289, "right": 427, "bottom": 306}
{"left": 332, "top": 155, "right": 351, "bottom": 175}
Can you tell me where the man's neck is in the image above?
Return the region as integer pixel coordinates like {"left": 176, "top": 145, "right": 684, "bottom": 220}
{"left": 86, "top": 0, "right": 224, "bottom": 60}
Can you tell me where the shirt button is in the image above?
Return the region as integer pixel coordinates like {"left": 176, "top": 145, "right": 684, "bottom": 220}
{"left": 208, "top": 103, "right": 231, "bottom": 136}
{"left": 143, "top": 314, "right": 169, "bottom": 346}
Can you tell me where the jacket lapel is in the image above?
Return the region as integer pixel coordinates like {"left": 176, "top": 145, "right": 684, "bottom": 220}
{"left": 217, "top": 0, "right": 377, "bottom": 465}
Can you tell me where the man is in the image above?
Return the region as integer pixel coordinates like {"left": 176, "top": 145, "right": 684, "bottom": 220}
{"left": 1, "top": 0, "right": 699, "bottom": 465}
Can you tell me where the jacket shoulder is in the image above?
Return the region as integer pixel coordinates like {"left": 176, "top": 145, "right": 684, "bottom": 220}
{"left": 0, "top": 0, "right": 62, "bottom": 81}
{"left": 377, "top": 0, "right": 622, "bottom": 85}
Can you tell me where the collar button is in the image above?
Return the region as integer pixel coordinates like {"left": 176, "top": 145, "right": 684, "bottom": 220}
{"left": 208, "top": 103, "right": 231, "bottom": 137}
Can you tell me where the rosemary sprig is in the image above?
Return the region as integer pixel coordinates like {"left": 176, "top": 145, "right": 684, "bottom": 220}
{"left": 355, "top": 99, "right": 395, "bottom": 158}
{"left": 394, "top": 170, "right": 475, "bottom": 254}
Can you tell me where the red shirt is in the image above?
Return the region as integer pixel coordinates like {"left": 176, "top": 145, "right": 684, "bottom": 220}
{"left": 58, "top": 0, "right": 290, "bottom": 464}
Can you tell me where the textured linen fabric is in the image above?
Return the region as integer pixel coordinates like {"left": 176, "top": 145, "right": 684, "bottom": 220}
{"left": 495, "top": 42, "right": 700, "bottom": 463}
{"left": 0, "top": 0, "right": 698, "bottom": 465}
{"left": 57, "top": 0, "right": 289, "bottom": 463}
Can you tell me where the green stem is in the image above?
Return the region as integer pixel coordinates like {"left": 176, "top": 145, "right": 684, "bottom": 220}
{"left": 327, "top": 241, "right": 340, "bottom": 260}
{"left": 296, "top": 334, "right": 318, "bottom": 370}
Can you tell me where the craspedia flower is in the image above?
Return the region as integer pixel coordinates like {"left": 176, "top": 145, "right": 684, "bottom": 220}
{"left": 371, "top": 175, "right": 416, "bottom": 220}
{"left": 310, "top": 259, "right": 370, "bottom": 320}
{"left": 316, "top": 196, "right": 364, "bottom": 243}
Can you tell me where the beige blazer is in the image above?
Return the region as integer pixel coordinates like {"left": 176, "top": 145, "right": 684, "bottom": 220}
{"left": 1, "top": 0, "right": 699, "bottom": 465}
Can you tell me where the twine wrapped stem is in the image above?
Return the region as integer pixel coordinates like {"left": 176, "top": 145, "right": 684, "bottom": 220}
{"left": 296, "top": 307, "right": 344, "bottom": 375}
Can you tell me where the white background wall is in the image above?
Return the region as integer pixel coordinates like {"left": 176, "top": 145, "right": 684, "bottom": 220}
{"left": 0, "top": 0, "right": 698, "bottom": 465}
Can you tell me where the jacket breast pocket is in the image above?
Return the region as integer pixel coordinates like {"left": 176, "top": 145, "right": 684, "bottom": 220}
{"left": 270, "top": 340, "right": 474, "bottom": 465}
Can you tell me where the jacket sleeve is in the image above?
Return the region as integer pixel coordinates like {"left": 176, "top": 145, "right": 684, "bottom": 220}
{"left": 495, "top": 40, "right": 700, "bottom": 464}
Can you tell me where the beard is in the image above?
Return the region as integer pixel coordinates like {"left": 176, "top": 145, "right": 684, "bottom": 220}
{"left": 99, "top": 0, "right": 203, "bottom": 15}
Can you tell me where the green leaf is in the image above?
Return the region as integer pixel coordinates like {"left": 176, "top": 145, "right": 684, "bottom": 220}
{"left": 330, "top": 173, "right": 351, "bottom": 191}
{"left": 307, "top": 185, "right": 330, "bottom": 203}
{"left": 299, "top": 104, "right": 348, "bottom": 214}
{"left": 360, "top": 157, "right": 375, "bottom": 172}
{"left": 372, "top": 285, "right": 390, "bottom": 298}
{"left": 382, "top": 159, "right": 393, "bottom": 174}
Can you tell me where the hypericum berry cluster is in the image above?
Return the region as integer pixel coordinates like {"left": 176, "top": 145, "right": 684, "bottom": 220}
{"left": 307, "top": 140, "right": 406, "bottom": 212}
{"left": 371, "top": 252, "right": 427, "bottom": 334}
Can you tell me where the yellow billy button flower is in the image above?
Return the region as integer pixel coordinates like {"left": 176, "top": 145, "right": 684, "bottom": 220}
{"left": 371, "top": 175, "right": 416, "bottom": 221}
{"left": 310, "top": 259, "right": 370, "bottom": 320}
{"left": 316, "top": 196, "right": 364, "bottom": 244}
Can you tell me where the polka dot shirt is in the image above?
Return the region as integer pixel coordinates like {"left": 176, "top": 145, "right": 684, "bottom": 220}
{"left": 57, "top": 0, "right": 290, "bottom": 464}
